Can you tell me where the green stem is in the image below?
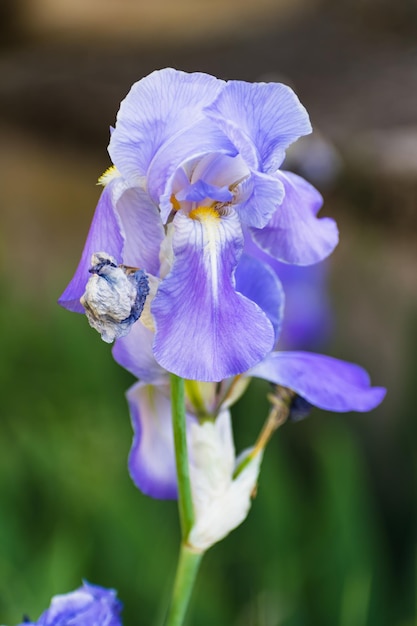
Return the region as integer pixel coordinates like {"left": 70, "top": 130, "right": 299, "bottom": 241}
{"left": 170, "top": 374, "right": 195, "bottom": 540}
{"left": 168, "top": 376, "right": 202, "bottom": 625}
{"left": 166, "top": 543, "right": 203, "bottom": 626}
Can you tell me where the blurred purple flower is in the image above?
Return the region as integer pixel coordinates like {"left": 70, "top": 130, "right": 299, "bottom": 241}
{"left": 59, "top": 68, "right": 339, "bottom": 382}
{"left": 243, "top": 231, "right": 332, "bottom": 350}
{"left": 18, "top": 581, "right": 122, "bottom": 626}
{"left": 273, "top": 262, "right": 333, "bottom": 350}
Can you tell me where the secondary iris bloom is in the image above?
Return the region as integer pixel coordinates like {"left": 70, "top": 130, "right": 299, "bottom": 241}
{"left": 59, "top": 68, "right": 339, "bottom": 381}
{"left": 122, "top": 335, "right": 384, "bottom": 548}
{"left": 114, "top": 266, "right": 385, "bottom": 502}
{"left": 244, "top": 229, "right": 333, "bottom": 351}
{"left": 18, "top": 582, "right": 123, "bottom": 626}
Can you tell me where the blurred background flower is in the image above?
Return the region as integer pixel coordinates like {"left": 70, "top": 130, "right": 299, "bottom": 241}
{"left": 0, "top": 1, "right": 415, "bottom": 625}
{"left": 18, "top": 581, "right": 123, "bottom": 626}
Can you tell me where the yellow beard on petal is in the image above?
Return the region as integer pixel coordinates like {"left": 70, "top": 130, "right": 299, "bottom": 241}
{"left": 189, "top": 206, "right": 220, "bottom": 222}
{"left": 97, "top": 165, "right": 120, "bottom": 187}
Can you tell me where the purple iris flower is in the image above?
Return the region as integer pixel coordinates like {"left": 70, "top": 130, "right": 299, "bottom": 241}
{"left": 273, "top": 262, "right": 333, "bottom": 350}
{"left": 244, "top": 230, "right": 333, "bottom": 350}
{"left": 113, "top": 274, "right": 385, "bottom": 500}
{"left": 125, "top": 350, "right": 385, "bottom": 500}
{"left": 18, "top": 581, "right": 122, "bottom": 626}
{"left": 59, "top": 68, "right": 339, "bottom": 382}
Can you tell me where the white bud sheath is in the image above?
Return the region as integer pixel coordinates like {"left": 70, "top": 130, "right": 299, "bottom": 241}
{"left": 187, "top": 411, "right": 263, "bottom": 552}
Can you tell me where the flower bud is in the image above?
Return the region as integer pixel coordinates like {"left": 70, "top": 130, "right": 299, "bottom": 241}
{"left": 187, "top": 411, "right": 262, "bottom": 552}
{"left": 81, "top": 252, "right": 149, "bottom": 343}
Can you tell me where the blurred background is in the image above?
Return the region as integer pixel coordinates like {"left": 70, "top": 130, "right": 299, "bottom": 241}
{"left": 0, "top": 1, "right": 416, "bottom": 624}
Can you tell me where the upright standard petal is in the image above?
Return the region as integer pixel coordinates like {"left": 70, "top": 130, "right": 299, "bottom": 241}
{"left": 250, "top": 171, "right": 339, "bottom": 265}
{"left": 205, "top": 80, "right": 312, "bottom": 171}
{"left": 127, "top": 382, "right": 180, "bottom": 499}
{"left": 152, "top": 210, "right": 275, "bottom": 382}
{"left": 148, "top": 120, "right": 236, "bottom": 204}
{"left": 58, "top": 184, "right": 124, "bottom": 313}
{"left": 190, "top": 152, "right": 249, "bottom": 189}
{"left": 248, "top": 352, "right": 386, "bottom": 412}
{"left": 108, "top": 68, "right": 231, "bottom": 197}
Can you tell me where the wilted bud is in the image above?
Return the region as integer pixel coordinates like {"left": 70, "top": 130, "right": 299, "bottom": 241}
{"left": 81, "top": 252, "right": 149, "bottom": 343}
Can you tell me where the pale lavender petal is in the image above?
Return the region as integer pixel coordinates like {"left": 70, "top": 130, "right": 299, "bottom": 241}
{"left": 116, "top": 186, "right": 164, "bottom": 276}
{"left": 148, "top": 121, "right": 236, "bottom": 202}
{"left": 250, "top": 170, "right": 339, "bottom": 265}
{"left": 205, "top": 81, "right": 312, "bottom": 171}
{"left": 234, "top": 170, "right": 284, "bottom": 228}
{"left": 248, "top": 351, "right": 386, "bottom": 412}
{"left": 235, "top": 254, "right": 285, "bottom": 343}
{"left": 112, "top": 321, "right": 167, "bottom": 385}
{"left": 58, "top": 184, "right": 123, "bottom": 313}
{"left": 109, "top": 69, "right": 222, "bottom": 176}
{"left": 190, "top": 152, "right": 249, "bottom": 188}
{"left": 127, "top": 382, "right": 179, "bottom": 499}
{"left": 109, "top": 69, "right": 234, "bottom": 198}
{"left": 152, "top": 209, "right": 275, "bottom": 381}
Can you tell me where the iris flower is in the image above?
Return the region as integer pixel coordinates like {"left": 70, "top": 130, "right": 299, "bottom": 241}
{"left": 59, "top": 68, "right": 339, "bottom": 382}
{"left": 18, "top": 582, "right": 122, "bottom": 626}
{"left": 244, "top": 231, "right": 333, "bottom": 350}
{"left": 121, "top": 326, "right": 384, "bottom": 548}
{"left": 113, "top": 275, "right": 385, "bottom": 502}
